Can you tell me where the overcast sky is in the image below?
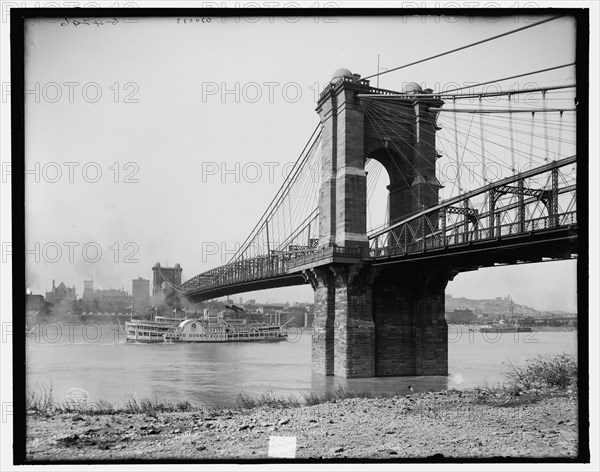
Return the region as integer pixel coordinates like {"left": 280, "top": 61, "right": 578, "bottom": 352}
{"left": 19, "top": 13, "right": 581, "bottom": 311}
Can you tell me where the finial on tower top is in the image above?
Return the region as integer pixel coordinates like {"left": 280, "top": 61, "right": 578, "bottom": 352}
{"left": 402, "top": 82, "right": 423, "bottom": 94}
{"left": 331, "top": 68, "right": 353, "bottom": 80}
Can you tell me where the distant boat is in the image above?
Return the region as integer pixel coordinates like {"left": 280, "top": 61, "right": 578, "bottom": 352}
{"left": 479, "top": 325, "right": 533, "bottom": 333}
{"left": 125, "top": 318, "right": 178, "bottom": 343}
{"left": 479, "top": 295, "right": 533, "bottom": 333}
{"left": 124, "top": 304, "right": 187, "bottom": 343}
{"left": 479, "top": 320, "right": 532, "bottom": 333}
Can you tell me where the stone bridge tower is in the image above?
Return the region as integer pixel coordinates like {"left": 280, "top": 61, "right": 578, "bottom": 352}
{"left": 152, "top": 262, "right": 183, "bottom": 306}
{"left": 308, "top": 68, "right": 452, "bottom": 378}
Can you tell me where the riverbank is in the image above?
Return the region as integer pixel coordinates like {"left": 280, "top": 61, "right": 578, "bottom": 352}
{"left": 26, "top": 386, "right": 578, "bottom": 461}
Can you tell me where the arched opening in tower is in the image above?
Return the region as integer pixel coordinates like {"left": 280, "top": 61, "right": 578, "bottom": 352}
{"left": 365, "top": 158, "right": 391, "bottom": 234}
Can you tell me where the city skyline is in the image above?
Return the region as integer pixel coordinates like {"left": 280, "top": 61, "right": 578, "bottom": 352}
{"left": 34, "top": 270, "right": 577, "bottom": 314}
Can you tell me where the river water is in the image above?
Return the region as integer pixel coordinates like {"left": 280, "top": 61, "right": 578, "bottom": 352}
{"left": 25, "top": 322, "right": 577, "bottom": 408}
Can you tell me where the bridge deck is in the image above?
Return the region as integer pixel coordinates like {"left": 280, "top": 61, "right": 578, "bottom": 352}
{"left": 179, "top": 211, "right": 577, "bottom": 302}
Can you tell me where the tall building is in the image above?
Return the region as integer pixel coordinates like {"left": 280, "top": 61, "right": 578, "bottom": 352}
{"left": 132, "top": 277, "right": 150, "bottom": 309}
{"left": 94, "top": 288, "right": 130, "bottom": 304}
{"left": 45, "top": 280, "right": 77, "bottom": 305}
{"left": 82, "top": 279, "right": 94, "bottom": 300}
{"left": 80, "top": 278, "right": 131, "bottom": 304}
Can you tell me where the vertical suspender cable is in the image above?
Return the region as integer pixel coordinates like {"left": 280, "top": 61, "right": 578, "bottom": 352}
{"left": 287, "top": 193, "right": 293, "bottom": 249}
{"left": 452, "top": 97, "right": 462, "bottom": 194}
{"left": 508, "top": 93, "right": 515, "bottom": 173}
{"left": 557, "top": 110, "right": 563, "bottom": 161}
{"left": 265, "top": 220, "right": 270, "bottom": 255}
{"left": 542, "top": 90, "right": 550, "bottom": 161}
{"left": 479, "top": 95, "right": 487, "bottom": 184}
{"left": 529, "top": 111, "right": 535, "bottom": 169}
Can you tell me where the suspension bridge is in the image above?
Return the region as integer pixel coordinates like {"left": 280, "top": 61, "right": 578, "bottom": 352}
{"left": 154, "top": 19, "right": 579, "bottom": 378}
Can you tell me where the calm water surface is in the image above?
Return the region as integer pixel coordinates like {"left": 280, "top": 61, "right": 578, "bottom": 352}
{"left": 26, "top": 322, "right": 578, "bottom": 407}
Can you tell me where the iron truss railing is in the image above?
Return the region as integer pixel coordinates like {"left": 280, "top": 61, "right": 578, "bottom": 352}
{"left": 179, "top": 249, "right": 312, "bottom": 294}
{"left": 369, "top": 211, "right": 576, "bottom": 258}
{"left": 368, "top": 156, "right": 576, "bottom": 258}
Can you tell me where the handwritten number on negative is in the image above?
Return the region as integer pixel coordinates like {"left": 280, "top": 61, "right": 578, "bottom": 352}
{"left": 60, "top": 18, "right": 120, "bottom": 27}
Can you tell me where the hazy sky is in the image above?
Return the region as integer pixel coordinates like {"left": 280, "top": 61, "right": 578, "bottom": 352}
{"left": 17, "top": 13, "right": 582, "bottom": 311}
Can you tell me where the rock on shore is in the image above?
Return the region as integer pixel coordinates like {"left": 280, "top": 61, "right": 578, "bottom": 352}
{"left": 26, "top": 388, "right": 578, "bottom": 460}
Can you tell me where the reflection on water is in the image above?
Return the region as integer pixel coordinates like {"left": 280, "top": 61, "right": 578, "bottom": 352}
{"left": 26, "top": 323, "right": 577, "bottom": 407}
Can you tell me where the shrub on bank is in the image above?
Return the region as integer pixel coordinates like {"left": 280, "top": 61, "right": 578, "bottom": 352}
{"left": 504, "top": 353, "right": 577, "bottom": 390}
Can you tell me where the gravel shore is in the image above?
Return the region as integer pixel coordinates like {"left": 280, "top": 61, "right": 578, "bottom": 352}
{"left": 26, "top": 388, "right": 578, "bottom": 461}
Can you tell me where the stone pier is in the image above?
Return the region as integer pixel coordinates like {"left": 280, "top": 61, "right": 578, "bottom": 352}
{"left": 310, "top": 264, "right": 451, "bottom": 378}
